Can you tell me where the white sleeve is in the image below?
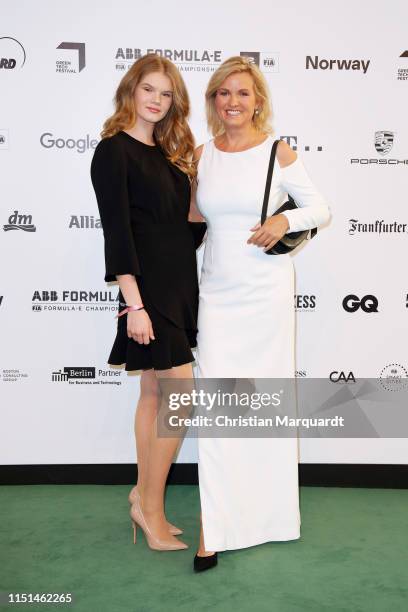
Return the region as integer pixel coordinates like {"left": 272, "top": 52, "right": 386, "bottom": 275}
{"left": 277, "top": 156, "right": 331, "bottom": 233}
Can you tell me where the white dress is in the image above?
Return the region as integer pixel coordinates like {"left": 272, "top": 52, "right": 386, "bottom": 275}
{"left": 195, "top": 136, "right": 331, "bottom": 552}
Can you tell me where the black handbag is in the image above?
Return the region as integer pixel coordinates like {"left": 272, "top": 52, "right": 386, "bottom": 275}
{"left": 188, "top": 221, "right": 207, "bottom": 249}
{"left": 261, "top": 139, "right": 317, "bottom": 255}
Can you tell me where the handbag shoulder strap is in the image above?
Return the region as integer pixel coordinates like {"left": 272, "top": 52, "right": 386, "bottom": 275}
{"left": 261, "top": 139, "right": 280, "bottom": 224}
{"left": 261, "top": 139, "right": 318, "bottom": 240}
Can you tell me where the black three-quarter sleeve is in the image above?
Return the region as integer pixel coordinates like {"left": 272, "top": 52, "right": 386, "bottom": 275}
{"left": 91, "top": 136, "right": 141, "bottom": 282}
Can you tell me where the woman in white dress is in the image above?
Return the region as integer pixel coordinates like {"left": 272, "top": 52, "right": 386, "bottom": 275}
{"left": 189, "top": 56, "right": 331, "bottom": 571}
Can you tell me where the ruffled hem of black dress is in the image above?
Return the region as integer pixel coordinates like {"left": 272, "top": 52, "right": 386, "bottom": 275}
{"left": 108, "top": 303, "right": 197, "bottom": 371}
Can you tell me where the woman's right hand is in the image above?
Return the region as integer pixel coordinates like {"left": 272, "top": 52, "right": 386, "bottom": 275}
{"left": 127, "top": 309, "right": 155, "bottom": 344}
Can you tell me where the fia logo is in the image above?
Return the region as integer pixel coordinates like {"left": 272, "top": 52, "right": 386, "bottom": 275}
{"left": 239, "top": 51, "right": 279, "bottom": 73}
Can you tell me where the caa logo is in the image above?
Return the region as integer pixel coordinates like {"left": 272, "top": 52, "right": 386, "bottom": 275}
{"left": 342, "top": 294, "right": 378, "bottom": 313}
{"left": 330, "top": 371, "right": 356, "bottom": 383}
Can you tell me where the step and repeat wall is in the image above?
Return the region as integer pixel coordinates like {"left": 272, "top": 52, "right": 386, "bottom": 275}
{"left": 1, "top": 0, "right": 407, "bottom": 465}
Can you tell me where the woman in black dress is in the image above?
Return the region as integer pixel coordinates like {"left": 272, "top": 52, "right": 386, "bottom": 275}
{"left": 91, "top": 54, "right": 205, "bottom": 551}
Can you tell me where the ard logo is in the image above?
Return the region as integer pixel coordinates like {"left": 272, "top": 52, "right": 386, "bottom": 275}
{"left": 374, "top": 131, "right": 394, "bottom": 156}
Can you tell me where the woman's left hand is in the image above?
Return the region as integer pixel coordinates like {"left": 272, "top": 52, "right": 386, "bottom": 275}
{"left": 247, "top": 214, "right": 290, "bottom": 251}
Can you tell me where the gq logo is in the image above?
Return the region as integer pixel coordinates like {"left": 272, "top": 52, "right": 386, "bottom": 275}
{"left": 342, "top": 294, "right": 378, "bottom": 313}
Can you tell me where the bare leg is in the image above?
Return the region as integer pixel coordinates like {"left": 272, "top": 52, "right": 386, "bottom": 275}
{"left": 134, "top": 369, "right": 160, "bottom": 498}
{"left": 140, "top": 362, "right": 193, "bottom": 541}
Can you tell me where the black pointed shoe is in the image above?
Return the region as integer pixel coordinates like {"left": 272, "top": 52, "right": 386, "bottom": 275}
{"left": 193, "top": 552, "right": 218, "bottom": 573}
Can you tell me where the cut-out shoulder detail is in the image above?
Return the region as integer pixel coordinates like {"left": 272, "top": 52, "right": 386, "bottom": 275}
{"left": 276, "top": 140, "right": 297, "bottom": 168}
{"left": 276, "top": 155, "right": 301, "bottom": 172}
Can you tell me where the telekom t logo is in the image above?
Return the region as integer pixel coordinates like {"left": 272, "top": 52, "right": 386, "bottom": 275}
{"left": 57, "top": 42, "right": 86, "bottom": 72}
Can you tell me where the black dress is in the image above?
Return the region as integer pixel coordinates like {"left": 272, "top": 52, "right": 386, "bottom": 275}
{"left": 90, "top": 130, "right": 206, "bottom": 371}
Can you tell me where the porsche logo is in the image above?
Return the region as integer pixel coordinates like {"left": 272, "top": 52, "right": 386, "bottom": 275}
{"left": 374, "top": 131, "right": 394, "bottom": 156}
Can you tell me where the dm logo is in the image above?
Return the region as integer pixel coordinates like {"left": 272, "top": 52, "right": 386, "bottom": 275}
{"left": 374, "top": 131, "right": 394, "bottom": 156}
{"left": 3, "top": 210, "right": 36, "bottom": 232}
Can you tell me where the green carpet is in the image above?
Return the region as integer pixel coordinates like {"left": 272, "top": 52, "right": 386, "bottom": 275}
{"left": 0, "top": 485, "right": 407, "bottom": 612}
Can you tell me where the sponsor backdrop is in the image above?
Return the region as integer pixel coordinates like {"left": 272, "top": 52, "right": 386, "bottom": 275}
{"left": 1, "top": 0, "right": 407, "bottom": 466}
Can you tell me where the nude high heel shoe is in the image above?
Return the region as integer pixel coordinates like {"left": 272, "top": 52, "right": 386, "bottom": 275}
{"left": 130, "top": 497, "right": 188, "bottom": 551}
{"left": 128, "top": 485, "right": 183, "bottom": 535}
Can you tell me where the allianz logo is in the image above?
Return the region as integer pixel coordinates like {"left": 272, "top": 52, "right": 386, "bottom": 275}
{"left": 69, "top": 215, "right": 101, "bottom": 229}
{"left": 306, "top": 55, "right": 370, "bottom": 74}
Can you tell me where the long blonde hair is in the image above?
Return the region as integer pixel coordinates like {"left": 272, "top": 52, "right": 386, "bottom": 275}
{"left": 102, "top": 54, "right": 195, "bottom": 177}
{"left": 205, "top": 56, "right": 273, "bottom": 137}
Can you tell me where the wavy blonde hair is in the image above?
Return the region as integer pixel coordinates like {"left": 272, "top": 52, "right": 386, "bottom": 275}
{"left": 205, "top": 56, "right": 273, "bottom": 137}
{"left": 101, "top": 54, "right": 195, "bottom": 177}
